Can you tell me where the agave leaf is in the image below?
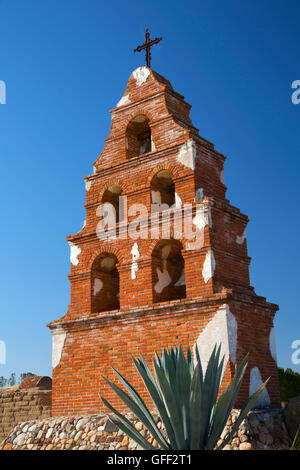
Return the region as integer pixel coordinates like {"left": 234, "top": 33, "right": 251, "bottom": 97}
{"left": 102, "top": 375, "right": 169, "bottom": 450}
{"left": 175, "top": 346, "right": 191, "bottom": 445}
{"left": 162, "top": 348, "right": 176, "bottom": 391}
{"left": 110, "top": 367, "right": 169, "bottom": 449}
{"left": 190, "top": 363, "right": 203, "bottom": 449}
{"left": 206, "top": 355, "right": 249, "bottom": 449}
{"left": 133, "top": 357, "right": 177, "bottom": 448}
{"left": 194, "top": 343, "right": 204, "bottom": 385}
{"left": 198, "top": 344, "right": 219, "bottom": 447}
{"left": 187, "top": 346, "right": 195, "bottom": 377}
{"left": 153, "top": 360, "right": 186, "bottom": 449}
{"left": 99, "top": 394, "right": 155, "bottom": 450}
{"left": 217, "top": 378, "right": 270, "bottom": 450}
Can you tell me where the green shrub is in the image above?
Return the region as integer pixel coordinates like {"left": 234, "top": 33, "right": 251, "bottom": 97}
{"left": 278, "top": 367, "right": 300, "bottom": 402}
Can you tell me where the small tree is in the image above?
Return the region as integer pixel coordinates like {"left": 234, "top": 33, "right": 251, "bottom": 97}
{"left": 8, "top": 373, "right": 16, "bottom": 387}
{"left": 278, "top": 367, "right": 300, "bottom": 402}
{"left": 0, "top": 376, "right": 7, "bottom": 388}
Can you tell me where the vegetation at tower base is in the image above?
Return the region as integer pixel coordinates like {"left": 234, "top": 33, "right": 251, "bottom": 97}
{"left": 278, "top": 367, "right": 300, "bottom": 402}
{"left": 290, "top": 427, "right": 300, "bottom": 450}
{"left": 100, "top": 344, "right": 269, "bottom": 450}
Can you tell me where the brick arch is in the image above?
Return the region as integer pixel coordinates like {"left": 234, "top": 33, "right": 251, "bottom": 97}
{"left": 145, "top": 164, "right": 182, "bottom": 188}
{"left": 146, "top": 237, "right": 188, "bottom": 258}
{"left": 123, "top": 109, "right": 154, "bottom": 129}
{"left": 87, "top": 246, "right": 124, "bottom": 270}
{"left": 97, "top": 180, "right": 129, "bottom": 202}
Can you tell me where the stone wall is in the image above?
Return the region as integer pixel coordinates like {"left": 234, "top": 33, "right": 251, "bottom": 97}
{"left": 0, "top": 377, "right": 52, "bottom": 443}
{"left": 0, "top": 409, "right": 290, "bottom": 451}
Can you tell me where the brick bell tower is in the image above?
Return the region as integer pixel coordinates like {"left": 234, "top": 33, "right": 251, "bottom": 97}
{"left": 48, "top": 65, "right": 280, "bottom": 416}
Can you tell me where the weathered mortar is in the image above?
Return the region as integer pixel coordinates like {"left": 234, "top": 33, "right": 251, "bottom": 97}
{"left": 0, "top": 377, "right": 52, "bottom": 443}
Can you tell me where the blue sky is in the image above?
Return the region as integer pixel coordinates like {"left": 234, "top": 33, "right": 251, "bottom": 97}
{"left": 0, "top": 0, "right": 299, "bottom": 379}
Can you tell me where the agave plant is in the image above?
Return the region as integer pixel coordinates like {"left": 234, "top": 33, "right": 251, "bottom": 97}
{"left": 100, "top": 344, "right": 269, "bottom": 450}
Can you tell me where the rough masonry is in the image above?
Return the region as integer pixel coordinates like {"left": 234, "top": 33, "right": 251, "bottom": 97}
{"left": 48, "top": 66, "right": 280, "bottom": 415}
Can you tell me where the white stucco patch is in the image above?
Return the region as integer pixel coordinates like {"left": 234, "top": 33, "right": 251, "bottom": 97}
{"left": 155, "top": 265, "right": 172, "bottom": 293}
{"left": 220, "top": 169, "right": 225, "bottom": 184}
{"left": 131, "top": 242, "right": 140, "bottom": 280}
{"left": 269, "top": 328, "right": 277, "bottom": 362}
{"left": 85, "top": 180, "right": 92, "bottom": 191}
{"left": 102, "top": 202, "right": 117, "bottom": 227}
{"left": 202, "top": 250, "right": 215, "bottom": 283}
{"left": 93, "top": 278, "right": 103, "bottom": 296}
{"left": 177, "top": 140, "right": 196, "bottom": 170}
{"left": 52, "top": 328, "right": 66, "bottom": 369}
{"left": 116, "top": 94, "right": 131, "bottom": 107}
{"left": 193, "top": 304, "right": 237, "bottom": 375}
{"left": 93, "top": 165, "right": 96, "bottom": 174}
{"left": 151, "top": 136, "right": 156, "bottom": 151}
{"left": 195, "top": 188, "right": 204, "bottom": 202}
{"left": 171, "top": 192, "right": 182, "bottom": 208}
{"left": 174, "top": 268, "right": 186, "bottom": 287}
{"left": 68, "top": 242, "right": 81, "bottom": 266}
{"left": 132, "top": 67, "right": 150, "bottom": 86}
{"left": 193, "top": 204, "right": 212, "bottom": 231}
{"left": 236, "top": 229, "right": 246, "bottom": 245}
{"left": 249, "top": 367, "right": 271, "bottom": 408}
{"left": 151, "top": 190, "right": 161, "bottom": 204}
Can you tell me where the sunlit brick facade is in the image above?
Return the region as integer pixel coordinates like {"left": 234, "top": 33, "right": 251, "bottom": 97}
{"left": 48, "top": 67, "right": 280, "bottom": 415}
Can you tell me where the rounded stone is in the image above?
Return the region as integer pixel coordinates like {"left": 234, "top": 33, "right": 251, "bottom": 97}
{"left": 45, "top": 428, "right": 53, "bottom": 439}
{"left": 3, "top": 443, "right": 12, "bottom": 450}
{"left": 121, "top": 435, "right": 129, "bottom": 447}
{"left": 13, "top": 433, "right": 26, "bottom": 446}
{"left": 240, "top": 442, "right": 253, "bottom": 450}
{"left": 76, "top": 418, "right": 89, "bottom": 431}
{"left": 135, "top": 422, "right": 143, "bottom": 431}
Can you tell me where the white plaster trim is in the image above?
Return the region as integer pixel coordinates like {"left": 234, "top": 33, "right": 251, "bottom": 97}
{"left": 177, "top": 140, "right": 196, "bottom": 170}
{"left": 171, "top": 192, "right": 182, "bottom": 209}
{"left": 236, "top": 229, "right": 246, "bottom": 245}
{"left": 202, "top": 250, "right": 215, "bottom": 283}
{"left": 68, "top": 242, "right": 81, "bottom": 266}
{"left": 52, "top": 328, "right": 66, "bottom": 369}
{"left": 154, "top": 265, "right": 172, "bottom": 293}
{"left": 93, "top": 278, "right": 103, "bottom": 296}
{"left": 151, "top": 190, "right": 161, "bottom": 204}
{"left": 132, "top": 67, "right": 150, "bottom": 87}
{"left": 193, "top": 204, "right": 212, "bottom": 231}
{"left": 131, "top": 242, "right": 140, "bottom": 280}
{"left": 220, "top": 169, "right": 225, "bottom": 184}
{"left": 195, "top": 188, "right": 204, "bottom": 202}
{"left": 116, "top": 94, "right": 131, "bottom": 107}
{"left": 269, "top": 328, "right": 277, "bottom": 362}
{"left": 249, "top": 367, "right": 271, "bottom": 408}
{"left": 193, "top": 304, "right": 237, "bottom": 375}
{"left": 85, "top": 180, "right": 92, "bottom": 191}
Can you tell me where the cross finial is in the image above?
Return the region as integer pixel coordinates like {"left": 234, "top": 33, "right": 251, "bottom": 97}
{"left": 134, "top": 29, "right": 162, "bottom": 68}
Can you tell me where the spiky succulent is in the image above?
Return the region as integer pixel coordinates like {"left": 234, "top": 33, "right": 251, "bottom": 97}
{"left": 100, "top": 344, "right": 269, "bottom": 450}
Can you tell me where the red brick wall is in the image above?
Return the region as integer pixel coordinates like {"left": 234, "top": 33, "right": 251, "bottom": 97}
{"left": 48, "top": 67, "right": 280, "bottom": 415}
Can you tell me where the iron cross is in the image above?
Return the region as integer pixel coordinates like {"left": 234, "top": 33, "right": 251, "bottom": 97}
{"left": 134, "top": 29, "right": 162, "bottom": 68}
